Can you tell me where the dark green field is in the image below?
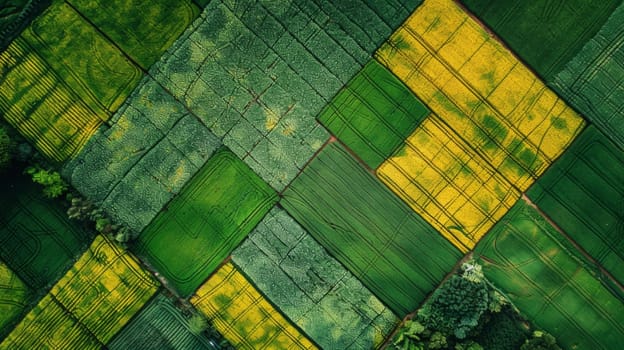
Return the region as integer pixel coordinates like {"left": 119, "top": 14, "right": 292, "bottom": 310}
{"left": 281, "top": 142, "right": 461, "bottom": 316}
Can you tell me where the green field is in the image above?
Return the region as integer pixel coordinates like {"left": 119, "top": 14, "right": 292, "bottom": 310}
{"left": 318, "top": 60, "right": 429, "bottom": 168}
{"left": 474, "top": 201, "right": 624, "bottom": 350}
{"left": 0, "top": 262, "right": 29, "bottom": 338}
{"left": 108, "top": 293, "right": 216, "bottom": 349}
{"left": 232, "top": 208, "right": 399, "bottom": 349}
{"left": 281, "top": 142, "right": 461, "bottom": 316}
{"left": 0, "top": 174, "right": 91, "bottom": 289}
{"left": 51, "top": 235, "right": 159, "bottom": 343}
{"left": 527, "top": 126, "right": 624, "bottom": 286}
{"left": 1, "top": 294, "right": 102, "bottom": 349}
{"left": 461, "top": 0, "right": 621, "bottom": 81}
{"left": 551, "top": 2, "right": 624, "bottom": 150}
{"left": 135, "top": 148, "right": 277, "bottom": 297}
{"left": 21, "top": 1, "right": 142, "bottom": 119}
{"left": 66, "top": 0, "right": 199, "bottom": 69}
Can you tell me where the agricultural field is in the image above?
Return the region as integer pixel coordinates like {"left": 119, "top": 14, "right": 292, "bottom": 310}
{"left": 232, "top": 207, "right": 399, "bottom": 349}
{"left": 281, "top": 142, "right": 461, "bottom": 316}
{"left": 1, "top": 235, "right": 159, "bottom": 348}
{"left": 135, "top": 149, "right": 277, "bottom": 297}
{"left": 108, "top": 293, "right": 217, "bottom": 349}
{"left": 550, "top": 2, "right": 624, "bottom": 150}
{"left": 527, "top": 126, "right": 624, "bottom": 286}
{"left": 0, "top": 262, "right": 29, "bottom": 338}
{"left": 0, "top": 0, "right": 623, "bottom": 348}
{"left": 474, "top": 201, "right": 624, "bottom": 350}
{"left": 63, "top": 77, "right": 222, "bottom": 233}
{"left": 20, "top": 1, "right": 141, "bottom": 119}
{"left": 191, "top": 262, "right": 317, "bottom": 349}
{"left": 0, "top": 37, "right": 102, "bottom": 162}
{"left": 460, "top": 0, "right": 621, "bottom": 81}
{"left": 318, "top": 60, "right": 430, "bottom": 169}
{"left": 0, "top": 174, "right": 91, "bottom": 289}
{"left": 65, "top": 0, "right": 200, "bottom": 70}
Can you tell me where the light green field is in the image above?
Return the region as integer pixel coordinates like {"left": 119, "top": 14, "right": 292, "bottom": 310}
{"left": 135, "top": 148, "right": 277, "bottom": 297}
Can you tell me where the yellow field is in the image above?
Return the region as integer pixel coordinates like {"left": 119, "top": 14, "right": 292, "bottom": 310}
{"left": 0, "top": 38, "right": 102, "bottom": 162}
{"left": 375, "top": 0, "right": 585, "bottom": 191}
{"left": 191, "top": 262, "right": 317, "bottom": 350}
{"left": 378, "top": 116, "right": 520, "bottom": 252}
{"left": 374, "top": 0, "right": 585, "bottom": 251}
{"left": 0, "top": 294, "right": 102, "bottom": 349}
{"left": 50, "top": 235, "right": 159, "bottom": 343}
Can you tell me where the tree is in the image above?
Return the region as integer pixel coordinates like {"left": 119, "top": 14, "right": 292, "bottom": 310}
{"left": 25, "top": 166, "right": 68, "bottom": 198}
{"left": 520, "top": 331, "right": 562, "bottom": 350}
{"left": 418, "top": 262, "right": 489, "bottom": 339}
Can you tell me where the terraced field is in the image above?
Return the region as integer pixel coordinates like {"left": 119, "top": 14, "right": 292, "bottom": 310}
{"left": 0, "top": 0, "right": 623, "bottom": 348}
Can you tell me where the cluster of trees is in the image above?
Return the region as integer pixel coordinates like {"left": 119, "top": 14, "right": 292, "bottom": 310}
{"left": 391, "top": 261, "right": 562, "bottom": 350}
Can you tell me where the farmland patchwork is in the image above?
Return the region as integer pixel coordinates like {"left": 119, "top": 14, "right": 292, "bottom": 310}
{"left": 0, "top": 0, "right": 623, "bottom": 347}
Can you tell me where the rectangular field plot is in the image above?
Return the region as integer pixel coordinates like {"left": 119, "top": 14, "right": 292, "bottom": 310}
{"left": 1, "top": 294, "right": 102, "bottom": 350}
{"left": 51, "top": 235, "right": 159, "bottom": 344}
{"left": 191, "top": 262, "right": 317, "bottom": 349}
{"left": 375, "top": 0, "right": 585, "bottom": 192}
{"left": 474, "top": 201, "right": 624, "bottom": 350}
{"left": 0, "top": 262, "right": 29, "bottom": 338}
{"left": 66, "top": 0, "right": 199, "bottom": 69}
{"left": 108, "top": 293, "right": 217, "bottom": 349}
{"left": 63, "top": 77, "right": 222, "bottom": 234}
{"left": 20, "top": 1, "right": 142, "bottom": 119}
{"left": 0, "top": 175, "right": 91, "bottom": 289}
{"left": 378, "top": 115, "right": 520, "bottom": 252}
{"left": 232, "top": 207, "right": 399, "bottom": 349}
{"left": 281, "top": 142, "right": 461, "bottom": 316}
{"left": 527, "top": 126, "right": 624, "bottom": 286}
{"left": 551, "top": 3, "right": 624, "bottom": 150}
{"left": 461, "top": 0, "right": 620, "bottom": 81}
{"left": 318, "top": 60, "right": 429, "bottom": 169}
{"left": 135, "top": 148, "right": 277, "bottom": 297}
{"left": 0, "top": 38, "right": 103, "bottom": 162}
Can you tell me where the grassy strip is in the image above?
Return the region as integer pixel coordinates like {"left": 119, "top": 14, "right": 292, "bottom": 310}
{"left": 135, "top": 148, "right": 276, "bottom": 297}
{"left": 376, "top": 0, "right": 585, "bottom": 192}
{"left": 191, "top": 262, "right": 317, "bottom": 349}
{"left": 461, "top": 0, "right": 620, "bottom": 81}
{"left": 281, "top": 142, "right": 461, "bottom": 316}
{"left": 66, "top": 0, "right": 199, "bottom": 70}
{"left": 527, "top": 125, "right": 624, "bottom": 287}
{"left": 319, "top": 60, "right": 429, "bottom": 168}
{"left": 232, "top": 207, "right": 399, "bottom": 349}
{"left": 474, "top": 201, "right": 624, "bottom": 350}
